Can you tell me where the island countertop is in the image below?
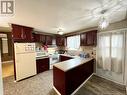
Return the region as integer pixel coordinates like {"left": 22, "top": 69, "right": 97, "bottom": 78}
{"left": 53, "top": 57, "right": 94, "bottom": 72}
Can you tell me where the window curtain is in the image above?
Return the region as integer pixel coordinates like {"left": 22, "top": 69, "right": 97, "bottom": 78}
{"left": 97, "top": 31, "right": 124, "bottom": 73}
{"left": 67, "top": 35, "right": 80, "bottom": 50}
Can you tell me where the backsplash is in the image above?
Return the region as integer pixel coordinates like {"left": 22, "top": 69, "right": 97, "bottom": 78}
{"left": 79, "top": 46, "right": 96, "bottom": 58}
{"left": 57, "top": 46, "right": 96, "bottom": 58}
{"left": 35, "top": 42, "right": 96, "bottom": 58}
{"left": 35, "top": 42, "right": 58, "bottom": 54}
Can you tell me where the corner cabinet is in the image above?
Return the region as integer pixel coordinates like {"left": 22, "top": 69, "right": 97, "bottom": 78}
{"left": 56, "top": 35, "right": 65, "bottom": 46}
{"left": 80, "top": 30, "right": 97, "bottom": 46}
{"left": 45, "top": 35, "right": 53, "bottom": 45}
{"left": 36, "top": 58, "right": 49, "bottom": 74}
{"left": 11, "top": 24, "right": 33, "bottom": 42}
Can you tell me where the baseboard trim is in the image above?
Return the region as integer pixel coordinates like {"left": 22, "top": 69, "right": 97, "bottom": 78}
{"left": 53, "top": 86, "right": 61, "bottom": 95}
{"left": 94, "top": 73, "right": 125, "bottom": 87}
{"left": 2, "top": 60, "right": 13, "bottom": 64}
{"left": 71, "top": 73, "right": 93, "bottom": 95}
{"left": 53, "top": 73, "right": 94, "bottom": 95}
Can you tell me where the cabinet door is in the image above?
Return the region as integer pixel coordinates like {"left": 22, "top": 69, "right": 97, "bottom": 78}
{"left": 93, "top": 31, "right": 97, "bottom": 46}
{"left": 36, "top": 58, "right": 49, "bottom": 74}
{"left": 12, "top": 24, "right": 33, "bottom": 42}
{"left": 56, "top": 36, "right": 65, "bottom": 46}
{"left": 12, "top": 24, "right": 24, "bottom": 40}
{"left": 80, "top": 33, "right": 87, "bottom": 46}
{"left": 40, "top": 34, "right": 46, "bottom": 44}
{"left": 86, "top": 31, "right": 97, "bottom": 46}
{"left": 86, "top": 32, "right": 93, "bottom": 46}
{"left": 23, "top": 27, "right": 33, "bottom": 41}
{"left": 46, "top": 35, "right": 52, "bottom": 45}
{"left": 33, "top": 34, "right": 41, "bottom": 42}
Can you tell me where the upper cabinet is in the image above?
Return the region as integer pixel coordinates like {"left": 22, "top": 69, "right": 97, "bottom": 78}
{"left": 33, "top": 33, "right": 46, "bottom": 43}
{"left": 80, "top": 30, "right": 97, "bottom": 46}
{"left": 56, "top": 35, "right": 65, "bottom": 46}
{"left": 11, "top": 24, "right": 33, "bottom": 42}
{"left": 80, "top": 33, "right": 87, "bottom": 46}
{"left": 45, "top": 35, "right": 53, "bottom": 45}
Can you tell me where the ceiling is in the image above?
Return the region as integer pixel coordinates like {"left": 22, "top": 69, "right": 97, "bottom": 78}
{"left": 0, "top": 0, "right": 127, "bottom": 34}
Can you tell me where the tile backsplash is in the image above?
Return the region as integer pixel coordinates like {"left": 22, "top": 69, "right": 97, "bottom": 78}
{"left": 79, "top": 46, "right": 96, "bottom": 58}
{"left": 58, "top": 46, "right": 96, "bottom": 58}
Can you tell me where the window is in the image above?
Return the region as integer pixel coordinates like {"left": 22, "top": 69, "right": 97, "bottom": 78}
{"left": 67, "top": 35, "right": 80, "bottom": 50}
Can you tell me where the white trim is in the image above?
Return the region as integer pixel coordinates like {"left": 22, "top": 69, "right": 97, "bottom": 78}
{"left": 71, "top": 73, "right": 93, "bottom": 95}
{"left": 98, "top": 28, "right": 127, "bottom": 34}
{"left": 94, "top": 73, "right": 125, "bottom": 86}
{"left": 2, "top": 60, "right": 13, "bottom": 64}
{"left": 53, "top": 86, "right": 61, "bottom": 95}
{"left": 53, "top": 73, "right": 93, "bottom": 95}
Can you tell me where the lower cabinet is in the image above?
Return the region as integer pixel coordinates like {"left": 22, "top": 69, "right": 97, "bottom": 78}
{"left": 53, "top": 59, "right": 94, "bottom": 95}
{"left": 36, "top": 58, "right": 49, "bottom": 74}
{"left": 60, "top": 55, "right": 72, "bottom": 62}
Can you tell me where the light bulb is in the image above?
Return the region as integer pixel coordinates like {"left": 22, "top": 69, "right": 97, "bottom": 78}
{"left": 58, "top": 31, "right": 63, "bottom": 35}
{"left": 99, "top": 17, "right": 109, "bottom": 29}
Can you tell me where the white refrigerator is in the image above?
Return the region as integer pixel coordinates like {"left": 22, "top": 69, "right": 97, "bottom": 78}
{"left": 14, "top": 43, "right": 36, "bottom": 81}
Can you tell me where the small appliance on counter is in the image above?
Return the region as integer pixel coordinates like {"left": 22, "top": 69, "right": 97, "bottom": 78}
{"left": 79, "top": 52, "right": 90, "bottom": 58}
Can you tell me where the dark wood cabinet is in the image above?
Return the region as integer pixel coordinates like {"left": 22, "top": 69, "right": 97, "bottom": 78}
{"left": 23, "top": 27, "right": 33, "bottom": 41}
{"left": 36, "top": 58, "right": 49, "bottom": 74}
{"left": 45, "top": 35, "right": 52, "bottom": 45}
{"left": 32, "top": 33, "right": 41, "bottom": 42}
{"left": 56, "top": 36, "right": 65, "bottom": 46}
{"left": 11, "top": 24, "right": 33, "bottom": 42}
{"left": 33, "top": 34, "right": 52, "bottom": 45}
{"left": 80, "top": 33, "right": 87, "bottom": 46}
{"left": 80, "top": 30, "right": 97, "bottom": 46}
{"left": 33, "top": 33, "right": 46, "bottom": 43}
{"left": 60, "top": 55, "right": 72, "bottom": 62}
{"left": 53, "top": 59, "right": 94, "bottom": 95}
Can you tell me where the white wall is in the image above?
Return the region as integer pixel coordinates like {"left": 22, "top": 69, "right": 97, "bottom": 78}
{"left": 0, "top": 51, "right": 3, "bottom": 95}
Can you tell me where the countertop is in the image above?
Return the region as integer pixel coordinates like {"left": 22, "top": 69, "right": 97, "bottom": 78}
{"left": 60, "top": 54, "right": 80, "bottom": 58}
{"left": 36, "top": 56, "right": 49, "bottom": 60}
{"left": 36, "top": 54, "right": 78, "bottom": 60}
{"left": 53, "top": 57, "right": 93, "bottom": 72}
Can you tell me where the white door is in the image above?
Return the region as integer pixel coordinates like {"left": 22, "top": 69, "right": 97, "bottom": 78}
{"left": 15, "top": 53, "right": 36, "bottom": 81}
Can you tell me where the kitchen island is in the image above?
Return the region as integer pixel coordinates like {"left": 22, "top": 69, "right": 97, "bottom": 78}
{"left": 53, "top": 58, "right": 94, "bottom": 95}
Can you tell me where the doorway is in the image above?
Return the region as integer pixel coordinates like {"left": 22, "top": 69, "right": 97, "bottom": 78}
{"left": 0, "top": 32, "right": 14, "bottom": 78}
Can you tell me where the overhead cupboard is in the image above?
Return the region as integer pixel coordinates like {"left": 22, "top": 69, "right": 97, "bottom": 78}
{"left": 11, "top": 24, "right": 53, "bottom": 45}
{"left": 11, "top": 24, "right": 97, "bottom": 46}
{"left": 80, "top": 30, "right": 97, "bottom": 46}
{"left": 11, "top": 24, "right": 33, "bottom": 42}
{"left": 66, "top": 30, "right": 97, "bottom": 50}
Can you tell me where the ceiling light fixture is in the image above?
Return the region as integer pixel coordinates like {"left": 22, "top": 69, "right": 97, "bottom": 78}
{"left": 99, "top": 16, "right": 109, "bottom": 29}
{"left": 57, "top": 29, "right": 63, "bottom": 35}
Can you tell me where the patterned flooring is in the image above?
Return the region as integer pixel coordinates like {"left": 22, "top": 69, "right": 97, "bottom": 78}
{"left": 3, "top": 70, "right": 126, "bottom": 95}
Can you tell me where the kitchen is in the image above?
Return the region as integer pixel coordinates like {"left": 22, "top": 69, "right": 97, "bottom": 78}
{"left": 0, "top": 0, "right": 127, "bottom": 95}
